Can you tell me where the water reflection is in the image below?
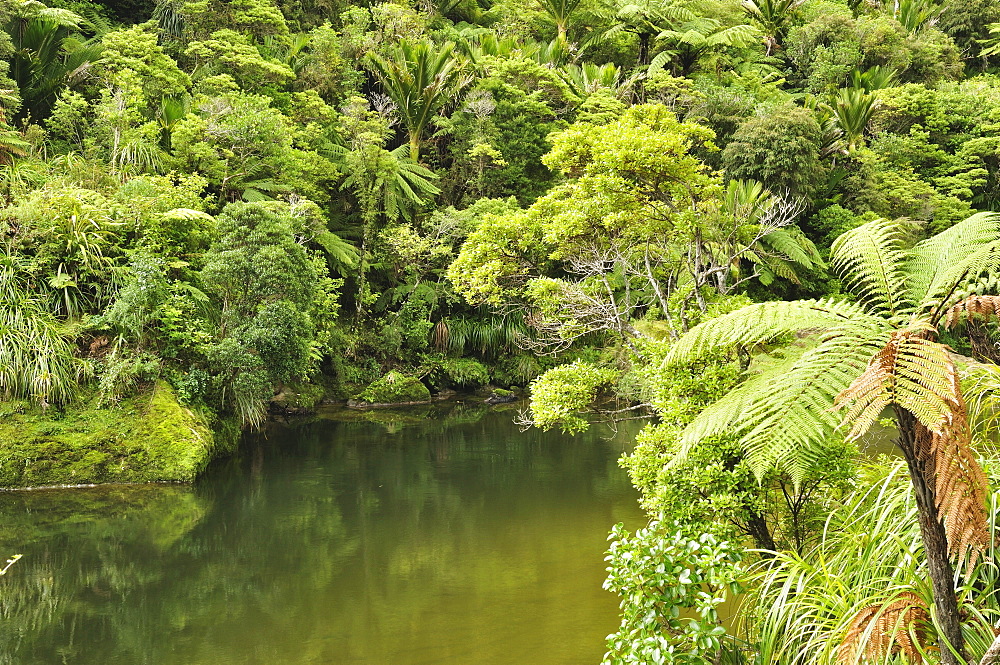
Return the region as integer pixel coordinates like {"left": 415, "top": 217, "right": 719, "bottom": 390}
{"left": 0, "top": 403, "right": 646, "bottom": 665}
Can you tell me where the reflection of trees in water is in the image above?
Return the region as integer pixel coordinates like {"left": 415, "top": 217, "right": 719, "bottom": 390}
{"left": 0, "top": 409, "right": 644, "bottom": 665}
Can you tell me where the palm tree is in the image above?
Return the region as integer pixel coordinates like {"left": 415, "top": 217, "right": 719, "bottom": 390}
{"left": 740, "top": 0, "right": 804, "bottom": 55}
{"left": 662, "top": 213, "right": 1000, "bottom": 664}
{"left": 825, "top": 87, "right": 879, "bottom": 153}
{"left": 536, "top": 0, "right": 584, "bottom": 43}
{"left": 366, "top": 40, "right": 465, "bottom": 162}
{"left": 6, "top": 2, "right": 102, "bottom": 121}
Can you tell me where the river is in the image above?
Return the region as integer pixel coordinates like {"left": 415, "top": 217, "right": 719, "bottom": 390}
{"left": 0, "top": 402, "right": 647, "bottom": 665}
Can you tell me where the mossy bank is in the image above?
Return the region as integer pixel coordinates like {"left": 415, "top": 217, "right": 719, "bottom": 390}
{"left": 0, "top": 382, "right": 239, "bottom": 488}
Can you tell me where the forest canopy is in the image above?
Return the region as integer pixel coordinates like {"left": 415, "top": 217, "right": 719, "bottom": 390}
{"left": 3, "top": 0, "right": 1000, "bottom": 660}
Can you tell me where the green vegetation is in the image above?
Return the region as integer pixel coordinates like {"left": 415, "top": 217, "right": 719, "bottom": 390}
{"left": 0, "top": 381, "right": 236, "bottom": 486}
{"left": 3, "top": 0, "right": 1000, "bottom": 660}
{"left": 351, "top": 370, "right": 432, "bottom": 405}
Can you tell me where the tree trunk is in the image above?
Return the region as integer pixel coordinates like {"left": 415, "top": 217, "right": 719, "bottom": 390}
{"left": 409, "top": 134, "right": 421, "bottom": 162}
{"left": 980, "top": 631, "right": 1000, "bottom": 665}
{"left": 896, "top": 408, "right": 967, "bottom": 665}
{"left": 638, "top": 32, "right": 651, "bottom": 67}
{"left": 745, "top": 510, "right": 776, "bottom": 554}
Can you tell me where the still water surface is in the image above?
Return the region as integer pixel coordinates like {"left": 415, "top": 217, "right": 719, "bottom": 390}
{"left": 0, "top": 402, "right": 646, "bottom": 665}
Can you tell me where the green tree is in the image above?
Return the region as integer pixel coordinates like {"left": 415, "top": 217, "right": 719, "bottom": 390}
{"left": 722, "top": 105, "right": 826, "bottom": 200}
{"left": 366, "top": 40, "right": 465, "bottom": 161}
{"left": 660, "top": 213, "right": 1000, "bottom": 664}
{"left": 200, "top": 202, "right": 338, "bottom": 425}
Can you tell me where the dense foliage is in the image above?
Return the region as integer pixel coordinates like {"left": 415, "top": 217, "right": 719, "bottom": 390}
{"left": 4, "top": 0, "right": 1000, "bottom": 660}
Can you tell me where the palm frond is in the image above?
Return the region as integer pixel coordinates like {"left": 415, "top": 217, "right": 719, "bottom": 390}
{"left": 830, "top": 218, "right": 911, "bottom": 318}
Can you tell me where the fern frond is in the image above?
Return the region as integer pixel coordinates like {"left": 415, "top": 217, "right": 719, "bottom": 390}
{"left": 905, "top": 211, "right": 1000, "bottom": 303}
{"left": 943, "top": 294, "right": 1000, "bottom": 329}
{"left": 830, "top": 218, "right": 912, "bottom": 317}
{"left": 913, "top": 360, "right": 989, "bottom": 572}
{"left": 918, "top": 239, "right": 1000, "bottom": 325}
{"left": 738, "top": 330, "right": 886, "bottom": 481}
{"left": 837, "top": 591, "right": 929, "bottom": 665}
{"left": 663, "top": 298, "right": 880, "bottom": 367}
{"left": 836, "top": 331, "right": 956, "bottom": 439}
{"left": 763, "top": 227, "right": 823, "bottom": 270}
{"left": 312, "top": 229, "right": 359, "bottom": 272}
{"left": 676, "top": 346, "right": 808, "bottom": 455}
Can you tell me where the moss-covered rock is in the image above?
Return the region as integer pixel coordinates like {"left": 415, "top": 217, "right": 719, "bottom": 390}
{"left": 348, "top": 371, "right": 431, "bottom": 407}
{"left": 0, "top": 381, "right": 238, "bottom": 488}
{"left": 269, "top": 381, "right": 326, "bottom": 415}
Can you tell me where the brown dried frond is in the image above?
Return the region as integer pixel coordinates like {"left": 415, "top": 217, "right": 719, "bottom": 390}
{"left": 837, "top": 592, "right": 930, "bottom": 665}
{"left": 912, "top": 357, "right": 990, "bottom": 572}
{"left": 838, "top": 332, "right": 991, "bottom": 570}
{"left": 836, "top": 331, "right": 954, "bottom": 439}
{"left": 944, "top": 295, "right": 1000, "bottom": 329}
{"left": 432, "top": 320, "right": 450, "bottom": 352}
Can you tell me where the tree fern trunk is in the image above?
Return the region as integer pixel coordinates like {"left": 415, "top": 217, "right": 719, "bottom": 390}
{"left": 896, "top": 408, "right": 967, "bottom": 665}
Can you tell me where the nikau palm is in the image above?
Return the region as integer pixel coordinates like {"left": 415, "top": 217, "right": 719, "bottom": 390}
{"left": 664, "top": 213, "right": 1000, "bottom": 664}
{"left": 366, "top": 41, "right": 464, "bottom": 161}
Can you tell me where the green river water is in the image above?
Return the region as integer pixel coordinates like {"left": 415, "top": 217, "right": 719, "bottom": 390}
{"left": 0, "top": 402, "right": 646, "bottom": 665}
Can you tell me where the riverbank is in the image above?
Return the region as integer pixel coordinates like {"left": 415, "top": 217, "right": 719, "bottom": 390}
{"left": 0, "top": 382, "right": 239, "bottom": 489}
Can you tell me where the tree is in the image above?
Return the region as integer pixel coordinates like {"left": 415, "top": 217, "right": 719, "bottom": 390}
{"left": 337, "top": 97, "right": 440, "bottom": 314}
{"left": 722, "top": 105, "right": 826, "bottom": 201}
{"left": 200, "top": 202, "right": 339, "bottom": 425}
{"left": 741, "top": 0, "right": 804, "bottom": 55}
{"left": 660, "top": 213, "right": 1000, "bottom": 664}
{"left": 366, "top": 40, "right": 465, "bottom": 161}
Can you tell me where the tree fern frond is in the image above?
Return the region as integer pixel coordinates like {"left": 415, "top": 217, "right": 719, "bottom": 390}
{"left": 312, "top": 229, "right": 359, "bottom": 272}
{"left": 836, "top": 332, "right": 955, "bottom": 439}
{"left": 739, "top": 331, "right": 886, "bottom": 481}
{"left": 675, "top": 346, "right": 808, "bottom": 454}
{"left": 830, "top": 218, "right": 912, "bottom": 317}
{"left": 906, "top": 211, "right": 1000, "bottom": 305}
{"left": 943, "top": 295, "right": 1000, "bottom": 329}
{"left": 913, "top": 359, "right": 990, "bottom": 573}
{"left": 918, "top": 240, "right": 1000, "bottom": 325}
{"left": 663, "top": 298, "right": 880, "bottom": 366}
{"left": 837, "top": 591, "right": 929, "bottom": 665}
